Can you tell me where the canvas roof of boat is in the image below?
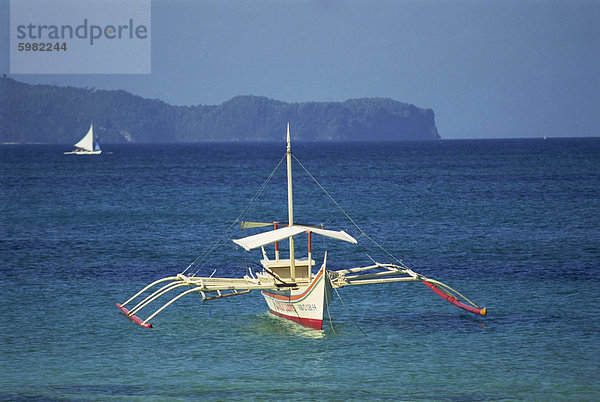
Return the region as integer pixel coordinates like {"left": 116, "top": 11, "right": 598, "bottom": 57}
{"left": 232, "top": 225, "right": 357, "bottom": 251}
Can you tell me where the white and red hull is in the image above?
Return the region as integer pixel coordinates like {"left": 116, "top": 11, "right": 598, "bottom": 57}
{"left": 261, "top": 266, "right": 333, "bottom": 329}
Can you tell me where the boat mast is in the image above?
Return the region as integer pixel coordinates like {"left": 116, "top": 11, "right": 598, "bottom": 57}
{"left": 286, "top": 123, "right": 296, "bottom": 281}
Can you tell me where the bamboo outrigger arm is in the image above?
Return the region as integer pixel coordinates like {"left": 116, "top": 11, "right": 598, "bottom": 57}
{"left": 328, "top": 263, "right": 487, "bottom": 316}
{"left": 116, "top": 272, "right": 284, "bottom": 328}
{"left": 117, "top": 262, "right": 485, "bottom": 328}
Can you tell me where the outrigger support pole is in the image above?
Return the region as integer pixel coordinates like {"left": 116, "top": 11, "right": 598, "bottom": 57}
{"left": 329, "top": 263, "right": 486, "bottom": 317}
{"left": 117, "top": 262, "right": 486, "bottom": 328}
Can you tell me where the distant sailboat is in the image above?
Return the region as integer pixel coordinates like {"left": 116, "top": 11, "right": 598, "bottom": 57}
{"left": 64, "top": 122, "right": 102, "bottom": 155}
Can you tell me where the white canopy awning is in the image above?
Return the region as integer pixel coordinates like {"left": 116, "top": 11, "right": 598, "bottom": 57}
{"left": 300, "top": 226, "right": 357, "bottom": 245}
{"left": 232, "top": 225, "right": 357, "bottom": 251}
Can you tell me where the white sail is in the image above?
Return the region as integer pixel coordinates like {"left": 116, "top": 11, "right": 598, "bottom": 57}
{"left": 74, "top": 123, "right": 94, "bottom": 152}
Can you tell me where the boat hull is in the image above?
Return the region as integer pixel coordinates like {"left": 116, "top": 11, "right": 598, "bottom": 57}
{"left": 64, "top": 150, "right": 102, "bottom": 155}
{"left": 261, "top": 266, "right": 333, "bottom": 329}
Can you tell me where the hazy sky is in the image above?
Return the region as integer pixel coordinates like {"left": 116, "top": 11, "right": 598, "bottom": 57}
{"left": 1, "top": 0, "right": 599, "bottom": 139}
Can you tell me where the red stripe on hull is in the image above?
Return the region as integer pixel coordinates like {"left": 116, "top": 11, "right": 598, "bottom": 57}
{"left": 116, "top": 303, "right": 153, "bottom": 328}
{"left": 268, "top": 308, "right": 324, "bottom": 330}
{"left": 261, "top": 266, "right": 331, "bottom": 329}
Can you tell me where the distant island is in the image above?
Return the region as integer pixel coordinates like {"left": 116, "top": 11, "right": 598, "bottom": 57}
{"left": 0, "top": 76, "right": 440, "bottom": 143}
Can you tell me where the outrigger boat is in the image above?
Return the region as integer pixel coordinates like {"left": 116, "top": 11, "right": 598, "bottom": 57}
{"left": 117, "top": 124, "right": 486, "bottom": 329}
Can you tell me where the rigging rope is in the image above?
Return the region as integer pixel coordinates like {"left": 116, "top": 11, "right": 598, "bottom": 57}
{"left": 291, "top": 157, "right": 481, "bottom": 309}
{"left": 325, "top": 292, "right": 335, "bottom": 334}
{"left": 333, "top": 285, "right": 367, "bottom": 337}
{"left": 182, "top": 154, "right": 286, "bottom": 277}
{"left": 292, "top": 154, "right": 409, "bottom": 269}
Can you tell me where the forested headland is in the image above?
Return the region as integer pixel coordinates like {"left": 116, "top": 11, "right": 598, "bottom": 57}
{"left": 0, "top": 76, "right": 440, "bottom": 143}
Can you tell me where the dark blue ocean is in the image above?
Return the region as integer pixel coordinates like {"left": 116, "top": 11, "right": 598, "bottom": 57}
{"left": 1, "top": 138, "right": 599, "bottom": 400}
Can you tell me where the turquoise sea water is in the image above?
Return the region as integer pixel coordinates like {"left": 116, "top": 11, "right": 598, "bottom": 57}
{"left": 1, "top": 139, "right": 599, "bottom": 400}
